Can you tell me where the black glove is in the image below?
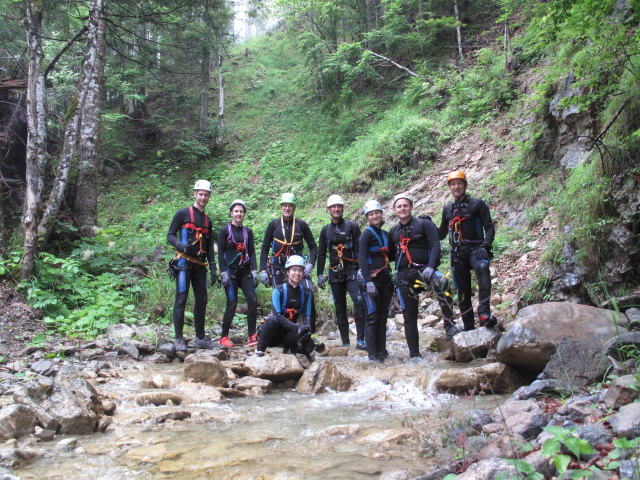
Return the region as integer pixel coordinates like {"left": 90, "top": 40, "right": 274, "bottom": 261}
{"left": 304, "top": 263, "right": 313, "bottom": 278}
{"left": 474, "top": 247, "right": 489, "bottom": 261}
{"left": 421, "top": 267, "right": 435, "bottom": 281}
{"left": 317, "top": 275, "right": 327, "bottom": 290}
{"left": 210, "top": 270, "right": 220, "bottom": 287}
{"left": 252, "top": 270, "right": 259, "bottom": 287}
{"left": 220, "top": 272, "right": 230, "bottom": 288}
{"left": 177, "top": 241, "right": 198, "bottom": 256}
{"left": 175, "top": 241, "right": 186, "bottom": 253}
{"left": 259, "top": 270, "right": 270, "bottom": 287}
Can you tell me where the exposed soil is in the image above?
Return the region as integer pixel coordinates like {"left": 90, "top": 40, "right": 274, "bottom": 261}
{"left": 0, "top": 283, "right": 47, "bottom": 359}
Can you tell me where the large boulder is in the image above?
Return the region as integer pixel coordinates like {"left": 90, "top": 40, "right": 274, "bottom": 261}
{"left": 296, "top": 360, "right": 355, "bottom": 394}
{"left": 244, "top": 353, "right": 304, "bottom": 382}
{"left": 0, "top": 405, "right": 38, "bottom": 441}
{"left": 496, "top": 302, "right": 625, "bottom": 372}
{"left": 540, "top": 337, "right": 608, "bottom": 388}
{"left": 452, "top": 327, "right": 501, "bottom": 363}
{"left": 434, "top": 363, "right": 528, "bottom": 395}
{"left": 455, "top": 458, "right": 525, "bottom": 480}
{"left": 183, "top": 351, "right": 228, "bottom": 387}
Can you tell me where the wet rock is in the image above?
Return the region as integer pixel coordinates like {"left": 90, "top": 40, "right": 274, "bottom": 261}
{"left": 511, "top": 379, "right": 570, "bottom": 400}
{"left": 29, "top": 359, "right": 57, "bottom": 376}
{"left": 219, "top": 387, "right": 249, "bottom": 398}
{"left": 434, "top": 362, "right": 528, "bottom": 395}
{"left": 56, "top": 437, "right": 78, "bottom": 452}
{"left": 317, "top": 425, "right": 367, "bottom": 438}
{"left": 464, "top": 409, "right": 492, "bottom": 433}
{"left": 148, "top": 352, "right": 170, "bottom": 364}
{"left": 295, "top": 353, "right": 312, "bottom": 368}
{"left": 496, "top": 302, "right": 626, "bottom": 373}
{"left": 157, "top": 343, "right": 176, "bottom": 359}
{"left": 296, "top": 360, "right": 355, "bottom": 394}
{"left": 128, "top": 390, "right": 183, "bottom": 406}
{"left": 0, "top": 404, "right": 38, "bottom": 440}
{"left": 327, "top": 346, "right": 349, "bottom": 357}
{"left": 455, "top": 458, "right": 525, "bottom": 479}
{"left": 230, "top": 376, "right": 272, "bottom": 394}
{"left": 452, "top": 327, "right": 501, "bottom": 363}
{"left": 604, "top": 374, "right": 640, "bottom": 409}
{"left": 419, "top": 315, "right": 440, "bottom": 329}
{"left": 245, "top": 353, "right": 304, "bottom": 382}
{"left": 151, "top": 410, "right": 192, "bottom": 423}
{"left": 0, "top": 446, "right": 41, "bottom": 469}
{"left": 118, "top": 340, "right": 140, "bottom": 358}
{"left": 609, "top": 402, "right": 640, "bottom": 438}
{"left": 106, "top": 323, "right": 135, "bottom": 342}
{"left": 33, "top": 426, "right": 55, "bottom": 441}
{"left": 129, "top": 340, "right": 155, "bottom": 355}
{"left": 476, "top": 432, "right": 525, "bottom": 460}
{"left": 540, "top": 337, "right": 608, "bottom": 388}
{"left": 183, "top": 352, "right": 227, "bottom": 387}
{"left": 411, "top": 466, "right": 455, "bottom": 480}
{"left": 356, "top": 428, "right": 416, "bottom": 445}
{"left": 380, "top": 470, "right": 412, "bottom": 480}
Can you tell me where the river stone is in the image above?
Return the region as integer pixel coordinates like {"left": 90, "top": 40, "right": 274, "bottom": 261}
{"left": 157, "top": 343, "right": 176, "bottom": 359}
{"left": 42, "top": 377, "right": 103, "bottom": 434}
{"left": 495, "top": 302, "right": 626, "bottom": 372}
{"left": 476, "top": 432, "right": 525, "bottom": 460}
{"left": 317, "top": 425, "right": 367, "bottom": 437}
{"left": 356, "top": 428, "right": 415, "bottom": 445}
{"left": 609, "top": 402, "right": 640, "bottom": 438}
{"left": 129, "top": 339, "right": 154, "bottom": 355}
{"left": 244, "top": 353, "right": 304, "bottom": 382}
{"left": 0, "top": 446, "right": 41, "bottom": 469}
{"left": 29, "top": 359, "right": 57, "bottom": 377}
{"left": 106, "top": 323, "right": 135, "bottom": 342}
{"left": 129, "top": 390, "right": 183, "bottom": 406}
{"left": 183, "top": 352, "right": 227, "bottom": 386}
{"left": 56, "top": 438, "right": 78, "bottom": 452}
{"left": 505, "top": 411, "right": 549, "bottom": 440}
{"left": 619, "top": 459, "right": 640, "bottom": 480}
{"left": 605, "top": 332, "right": 640, "bottom": 358}
{"left": 379, "top": 470, "right": 412, "bottom": 480}
{"left": 455, "top": 458, "right": 525, "bottom": 479}
{"left": 523, "top": 450, "right": 557, "bottom": 479}
{"left": 574, "top": 425, "right": 613, "bottom": 456}
{"left": 539, "top": 337, "right": 608, "bottom": 388}
{"left": 296, "top": 360, "right": 355, "bottom": 394}
{"left": 510, "top": 379, "right": 570, "bottom": 400}
{"left": 219, "top": 387, "right": 249, "bottom": 398}
{"left": 230, "top": 376, "right": 272, "bottom": 393}
{"left": 604, "top": 374, "right": 640, "bottom": 409}
{"left": 464, "top": 409, "right": 492, "bottom": 433}
{"left": 452, "top": 327, "right": 501, "bottom": 363}
{"left": 434, "top": 362, "right": 527, "bottom": 394}
{"left": 0, "top": 405, "right": 38, "bottom": 440}
{"left": 148, "top": 352, "right": 170, "bottom": 364}
{"left": 118, "top": 340, "right": 140, "bottom": 358}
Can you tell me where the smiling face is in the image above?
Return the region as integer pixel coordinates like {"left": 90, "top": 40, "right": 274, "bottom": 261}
{"left": 393, "top": 198, "right": 412, "bottom": 223}
{"left": 193, "top": 190, "right": 211, "bottom": 210}
{"left": 448, "top": 178, "right": 467, "bottom": 200}
{"left": 366, "top": 209, "right": 383, "bottom": 227}
{"left": 287, "top": 265, "right": 304, "bottom": 286}
{"left": 230, "top": 205, "right": 245, "bottom": 225}
{"left": 280, "top": 203, "right": 295, "bottom": 220}
{"left": 328, "top": 204, "right": 344, "bottom": 222}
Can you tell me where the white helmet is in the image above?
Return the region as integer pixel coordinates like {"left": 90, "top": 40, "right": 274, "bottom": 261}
{"left": 230, "top": 199, "right": 247, "bottom": 211}
{"left": 285, "top": 255, "right": 305, "bottom": 269}
{"left": 392, "top": 192, "right": 414, "bottom": 206}
{"left": 326, "top": 194, "right": 345, "bottom": 208}
{"left": 363, "top": 200, "right": 383, "bottom": 215}
{"left": 193, "top": 179, "right": 212, "bottom": 192}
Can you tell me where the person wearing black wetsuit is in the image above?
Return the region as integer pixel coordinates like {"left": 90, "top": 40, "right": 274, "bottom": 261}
{"left": 438, "top": 170, "right": 497, "bottom": 331}
{"left": 359, "top": 200, "right": 393, "bottom": 363}
{"left": 317, "top": 195, "right": 365, "bottom": 348}
{"left": 255, "top": 255, "right": 314, "bottom": 356}
{"left": 389, "top": 193, "right": 460, "bottom": 358}
{"left": 217, "top": 199, "right": 258, "bottom": 348}
{"left": 167, "top": 180, "right": 219, "bottom": 351}
{"left": 259, "top": 192, "right": 318, "bottom": 330}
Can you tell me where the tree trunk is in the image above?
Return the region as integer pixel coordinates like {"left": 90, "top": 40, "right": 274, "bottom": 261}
{"left": 453, "top": 0, "right": 463, "bottom": 60}
{"left": 74, "top": 0, "right": 109, "bottom": 236}
{"left": 198, "top": 46, "right": 211, "bottom": 132}
{"left": 21, "top": 0, "right": 48, "bottom": 280}
{"left": 217, "top": 53, "right": 224, "bottom": 140}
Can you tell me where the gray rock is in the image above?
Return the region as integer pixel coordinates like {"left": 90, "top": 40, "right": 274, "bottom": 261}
{"left": 0, "top": 466, "right": 21, "bottom": 480}
{"left": 476, "top": 433, "right": 526, "bottom": 460}
{"left": 465, "top": 409, "right": 492, "bottom": 433}
{"left": 619, "top": 458, "right": 640, "bottom": 480}
{"left": 128, "top": 390, "right": 183, "bottom": 406}
{"left": 183, "top": 352, "right": 227, "bottom": 386}
{"left": 505, "top": 411, "right": 550, "bottom": 440}
{"left": 147, "top": 352, "right": 170, "bottom": 364}
{"left": 129, "top": 340, "right": 154, "bottom": 355}
{"left": 496, "top": 302, "right": 626, "bottom": 373}
{"left": 604, "top": 374, "right": 640, "bottom": 409}
{"left": 435, "top": 362, "right": 528, "bottom": 395}
{"left": 296, "top": 360, "right": 354, "bottom": 394}
{"left": 56, "top": 437, "right": 77, "bottom": 451}
{"left": 606, "top": 332, "right": 640, "bottom": 359}
{"left": 29, "top": 359, "right": 57, "bottom": 376}
{"left": 463, "top": 435, "right": 491, "bottom": 458}
{"left": 556, "top": 397, "right": 602, "bottom": 422}
{"left": 245, "top": 353, "right": 304, "bottom": 382}
{"left": 573, "top": 425, "right": 612, "bottom": 458}
{"left": 33, "top": 426, "right": 55, "bottom": 441}
{"left": 540, "top": 337, "right": 608, "bottom": 388}
{"left": 452, "top": 327, "right": 501, "bottom": 363}
{"left": 0, "top": 446, "right": 41, "bottom": 469}
{"left": 523, "top": 450, "right": 556, "bottom": 479}
{"left": 609, "top": 402, "right": 640, "bottom": 438}
{"left": 118, "top": 340, "right": 140, "bottom": 358}
{"left": 230, "top": 376, "right": 273, "bottom": 393}
{"left": 511, "top": 379, "right": 570, "bottom": 400}
{"left": 0, "top": 404, "right": 38, "bottom": 440}
{"left": 105, "top": 323, "right": 135, "bottom": 342}
{"left": 157, "top": 343, "right": 176, "bottom": 359}
{"left": 456, "top": 458, "right": 525, "bottom": 479}
{"left": 410, "top": 466, "right": 455, "bottom": 480}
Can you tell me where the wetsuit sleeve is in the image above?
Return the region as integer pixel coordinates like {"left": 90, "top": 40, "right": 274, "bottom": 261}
{"left": 167, "top": 210, "right": 183, "bottom": 248}
{"left": 423, "top": 220, "right": 441, "bottom": 270}
{"left": 274, "top": 314, "right": 299, "bottom": 331}
{"left": 317, "top": 225, "right": 328, "bottom": 276}
{"left": 388, "top": 226, "right": 397, "bottom": 265}
{"left": 479, "top": 200, "right": 495, "bottom": 249}
{"left": 271, "top": 287, "right": 282, "bottom": 316}
{"left": 205, "top": 216, "right": 216, "bottom": 270}
{"left": 438, "top": 206, "right": 448, "bottom": 241}
{"left": 247, "top": 229, "right": 257, "bottom": 271}
{"left": 217, "top": 226, "right": 228, "bottom": 272}
{"left": 352, "top": 223, "right": 361, "bottom": 261}
{"left": 301, "top": 221, "right": 318, "bottom": 266}
{"left": 260, "top": 220, "right": 276, "bottom": 271}
{"left": 359, "top": 228, "right": 372, "bottom": 283}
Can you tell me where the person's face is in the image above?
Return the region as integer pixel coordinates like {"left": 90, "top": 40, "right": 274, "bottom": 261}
{"left": 366, "top": 209, "right": 383, "bottom": 227}
{"left": 394, "top": 199, "right": 412, "bottom": 222}
{"left": 448, "top": 178, "right": 466, "bottom": 199}
{"left": 287, "top": 265, "right": 304, "bottom": 285}
{"left": 193, "top": 190, "right": 211, "bottom": 209}
{"left": 230, "top": 205, "right": 245, "bottom": 224}
{"left": 281, "top": 203, "right": 295, "bottom": 219}
{"left": 328, "top": 204, "right": 343, "bottom": 221}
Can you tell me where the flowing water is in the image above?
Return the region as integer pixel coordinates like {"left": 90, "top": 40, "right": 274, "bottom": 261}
{"left": 12, "top": 354, "right": 502, "bottom": 480}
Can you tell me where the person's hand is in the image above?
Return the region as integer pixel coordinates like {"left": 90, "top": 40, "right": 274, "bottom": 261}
{"left": 260, "top": 270, "right": 270, "bottom": 287}
{"left": 317, "top": 275, "right": 327, "bottom": 290}
{"left": 220, "top": 272, "right": 230, "bottom": 288}
{"left": 298, "top": 325, "right": 311, "bottom": 335}
{"left": 252, "top": 270, "right": 259, "bottom": 287}
{"left": 304, "top": 263, "right": 313, "bottom": 278}
{"left": 210, "top": 271, "right": 220, "bottom": 287}
{"left": 474, "top": 247, "right": 489, "bottom": 261}
{"left": 178, "top": 241, "right": 198, "bottom": 255}
{"left": 175, "top": 241, "right": 186, "bottom": 253}
{"left": 421, "top": 267, "right": 434, "bottom": 281}
{"left": 366, "top": 281, "right": 377, "bottom": 297}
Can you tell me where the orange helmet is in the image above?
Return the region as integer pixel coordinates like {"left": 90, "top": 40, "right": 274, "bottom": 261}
{"left": 447, "top": 170, "right": 467, "bottom": 185}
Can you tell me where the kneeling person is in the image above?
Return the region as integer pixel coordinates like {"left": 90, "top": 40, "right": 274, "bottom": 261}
{"left": 256, "top": 255, "right": 314, "bottom": 356}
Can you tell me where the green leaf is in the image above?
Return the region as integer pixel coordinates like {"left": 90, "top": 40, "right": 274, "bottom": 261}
{"left": 554, "top": 454, "right": 571, "bottom": 474}
{"left": 542, "top": 438, "right": 562, "bottom": 456}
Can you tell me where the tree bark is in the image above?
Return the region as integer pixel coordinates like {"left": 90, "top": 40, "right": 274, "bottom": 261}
{"left": 217, "top": 52, "right": 224, "bottom": 139}
{"left": 453, "top": 0, "right": 464, "bottom": 60}
{"left": 198, "top": 46, "right": 211, "bottom": 132}
{"left": 21, "top": 0, "right": 48, "bottom": 280}
{"left": 74, "top": 0, "right": 109, "bottom": 236}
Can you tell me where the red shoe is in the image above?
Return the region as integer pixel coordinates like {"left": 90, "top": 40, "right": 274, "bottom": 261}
{"left": 219, "top": 336, "right": 234, "bottom": 347}
{"left": 247, "top": 334, "right": 258, "bottom": 347}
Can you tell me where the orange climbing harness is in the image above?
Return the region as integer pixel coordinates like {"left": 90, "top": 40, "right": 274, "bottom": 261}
{"left": 272, "top": 217, "right": 303, "bottom": 258}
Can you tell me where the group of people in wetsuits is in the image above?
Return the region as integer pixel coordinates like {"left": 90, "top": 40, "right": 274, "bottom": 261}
{"left": 166, "top": 170, "right": 496, "bottom": 362}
